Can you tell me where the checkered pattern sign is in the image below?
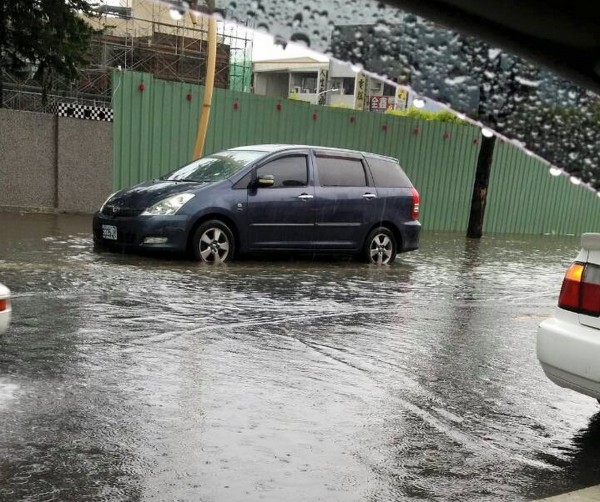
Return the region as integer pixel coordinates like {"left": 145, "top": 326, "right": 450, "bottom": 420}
{"left": 56, "top": 102, "right": 113, "bottom": 122}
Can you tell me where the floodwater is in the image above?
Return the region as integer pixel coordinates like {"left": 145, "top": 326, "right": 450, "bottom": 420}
{"left": 0, "top": 212, "right": 598, "bottom": 501}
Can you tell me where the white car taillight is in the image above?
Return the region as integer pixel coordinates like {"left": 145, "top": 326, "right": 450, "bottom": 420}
{"left": 558, "top": 261, "right": 600, "bottom": 316}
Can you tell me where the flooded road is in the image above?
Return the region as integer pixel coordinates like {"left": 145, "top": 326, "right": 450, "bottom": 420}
{"left": 1, "top": 212, "right": 598, "bottom": 501}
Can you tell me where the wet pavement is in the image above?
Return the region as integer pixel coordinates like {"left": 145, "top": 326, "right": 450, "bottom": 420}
{"left": 1, "top": 212, "right": 599, "bottom": 501}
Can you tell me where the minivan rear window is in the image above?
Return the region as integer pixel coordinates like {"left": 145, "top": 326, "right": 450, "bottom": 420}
{"left": 366, "top": 157, "right": 412, "bottom": 188}
{"left": 317, "top": 156, "right": 367, "bottom": 187}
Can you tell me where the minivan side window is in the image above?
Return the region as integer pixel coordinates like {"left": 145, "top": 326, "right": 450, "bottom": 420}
{"left": 316, "top": 156, "right": 367, "bottom": 187}
{"left": 366, "top": 157, "right": 412, "bottom": 188}
{"left": 256, "top": 155, "right": 308, "bottom": 188}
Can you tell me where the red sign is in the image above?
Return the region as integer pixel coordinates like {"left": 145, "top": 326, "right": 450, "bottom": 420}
{"left": 370, "top": 96, "right": 389, "bottom": 111}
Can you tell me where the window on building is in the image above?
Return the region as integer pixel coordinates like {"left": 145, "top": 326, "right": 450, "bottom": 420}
{"left": 342, "top": 77, "right": 355, "bottom": 95}
{"left": 383, "top": 84, "right": 396, "bottom": 96}
{"left": 290, "top": 73, "right": 318, "bottom": 93}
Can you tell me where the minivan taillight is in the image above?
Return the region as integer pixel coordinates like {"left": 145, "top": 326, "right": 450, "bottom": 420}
{"left": 410, "top": 188, "right": 420, "bottom": 220}
{"left": 558, "top": 262, "right": 600, "bottom": 316}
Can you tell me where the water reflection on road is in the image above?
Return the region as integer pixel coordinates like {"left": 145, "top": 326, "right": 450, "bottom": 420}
{"left": 0, "top": 212, "right": 598, "bottom": 501}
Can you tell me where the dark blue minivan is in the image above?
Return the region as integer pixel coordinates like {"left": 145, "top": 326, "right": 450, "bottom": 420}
{"left": 93, "top": 145, "right": 421, "bottom": 264}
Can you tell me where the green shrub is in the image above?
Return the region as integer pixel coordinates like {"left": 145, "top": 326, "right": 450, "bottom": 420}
{"left": 288, "top": 92, "right": 311, "bottom": 103}
{"left": 385, "top": 107, "right": 465, "bottom": 124}
{"left": 327, "top": 103, "right": 353, "bottom": 109}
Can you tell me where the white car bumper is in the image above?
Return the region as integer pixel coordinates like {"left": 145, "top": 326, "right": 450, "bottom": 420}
{"left": 537, "top": 313, "right": 600, "bottom": 399}
{"left": 0, "top": 309, "right": 10, "bottom": 335}
{"left": 0, "top": 282, "right": 10, "bottom": 335}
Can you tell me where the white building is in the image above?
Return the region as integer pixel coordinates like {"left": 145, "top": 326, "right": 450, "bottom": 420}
{"left": 252, "top": 57, "right": 409, "bottom": 111}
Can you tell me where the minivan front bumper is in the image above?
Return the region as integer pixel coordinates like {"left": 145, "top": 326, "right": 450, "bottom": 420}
{"left": 93, "top": 212, "right": 190, "bottom": 252}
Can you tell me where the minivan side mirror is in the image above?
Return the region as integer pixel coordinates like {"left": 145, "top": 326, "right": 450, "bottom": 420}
{"left": 257, "top": 174, "right": 275, "bottom": 187}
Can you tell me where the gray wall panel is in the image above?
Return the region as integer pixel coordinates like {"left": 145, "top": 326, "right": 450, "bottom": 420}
{"left": 57, "top": 118, "right": 112, "bottom": 213}
{"left": 0, "top": 109, "right": 113, "bottom": 214}
{"left": 0, "top": 109, "right": 56, "bottom": 210}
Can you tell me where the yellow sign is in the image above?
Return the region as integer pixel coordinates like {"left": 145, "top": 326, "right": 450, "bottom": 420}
{"left": 396, "top": 87, "right": 409, "bottom": 109}
{"left": 354, "top": 73, "right": 367, "bottom": 110}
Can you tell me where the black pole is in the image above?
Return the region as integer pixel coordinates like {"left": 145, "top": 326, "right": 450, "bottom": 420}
{"left": 467, "top": 134, "right": 496, "bottom": 238}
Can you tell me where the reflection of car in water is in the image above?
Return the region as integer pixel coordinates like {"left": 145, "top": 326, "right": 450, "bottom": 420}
{"left": 0, "top": 282, "right": 11, "bottom": 335}
{"left": 537, "top": 233, "right": 600, "bottom": 401}
{"left": 93, "top": 144, "right": 421, "bottom": 264}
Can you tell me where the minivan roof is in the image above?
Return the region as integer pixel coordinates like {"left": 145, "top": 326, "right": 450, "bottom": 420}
{"left": 227, "top": 144, "right": 400, "bottom": 163}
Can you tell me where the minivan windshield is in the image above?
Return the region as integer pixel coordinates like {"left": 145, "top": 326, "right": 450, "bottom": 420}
{"left": 164, "top": 150, "right": 266, "bottom": 182}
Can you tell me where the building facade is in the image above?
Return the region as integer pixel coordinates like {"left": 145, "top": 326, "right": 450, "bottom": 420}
{"left": 252, "top": 57, "right": 410, "bottom": 110}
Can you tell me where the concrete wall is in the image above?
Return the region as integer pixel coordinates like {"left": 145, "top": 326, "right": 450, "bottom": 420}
{"left": 329, "top": 60, "right": 355, "bottom": 78}
{"left": 57, "top": 118, "right": 112, "bottom": 213}
{"left": 329, "top": 94, "right": 355, "bottom": 107}
{"left": 0, "top": 109, "right": 112, "bottom": 214}
{"left": 254, "top": 73, "right": 289, "bottom": 98}
{"left": 266, "top": 73, "right": 289, "bottom": 98}
{"left": 0, "top": 110, "right": 56, "bottom": 210}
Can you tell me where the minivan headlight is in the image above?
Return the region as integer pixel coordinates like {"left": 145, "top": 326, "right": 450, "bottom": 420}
{"left": 100, "top": 191, "right": 118, "bottom": 211}
{"left": 141, "top": 193, "right": 195, "bottom": 216}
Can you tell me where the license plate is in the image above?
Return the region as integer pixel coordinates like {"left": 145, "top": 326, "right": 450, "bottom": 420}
{"left": 102, "top": 225, "right": 117, "bottom": 240}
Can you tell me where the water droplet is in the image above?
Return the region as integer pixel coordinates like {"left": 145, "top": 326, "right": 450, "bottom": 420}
{"left": 256, "top": 23, "right": 269, "bottom": 33}
{"left": 290, "top": 33, "right": 310, "bottom": 47}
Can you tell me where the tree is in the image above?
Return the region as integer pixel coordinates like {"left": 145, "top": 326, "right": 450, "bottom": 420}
{"left": 0, "top": 0, "right": 97, "bottom": 107}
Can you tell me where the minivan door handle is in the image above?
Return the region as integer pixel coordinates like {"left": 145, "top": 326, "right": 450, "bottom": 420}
{"left": 362, "top": 193, "right": 377, "bottom": 199}
{"left": 297, "top": 193, "right": 314, "bottom": 200}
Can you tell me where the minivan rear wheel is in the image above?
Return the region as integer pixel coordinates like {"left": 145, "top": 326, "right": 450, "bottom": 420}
{"left": 364, "top": 227, "right": 397, "bottom": 265}
{"left": 192, "top": 220, "right": 235, "bottom": 263}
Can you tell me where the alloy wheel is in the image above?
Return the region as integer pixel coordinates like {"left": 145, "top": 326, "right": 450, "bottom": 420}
{"left": 369, "top": 233, "right": 394, "bottom": 265}
{"left": 198, "top": 227, "right": 231, "bottom": 263}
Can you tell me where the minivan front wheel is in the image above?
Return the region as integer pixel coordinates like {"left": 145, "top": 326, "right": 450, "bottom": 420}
{"left": 192, "top": 220, "right": 235, "bottom": 263}
{"left": 364, "top": 227, "right": 397, "bottom": 265}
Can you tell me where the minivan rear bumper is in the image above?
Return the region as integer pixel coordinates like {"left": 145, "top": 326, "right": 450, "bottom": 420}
{"left": 399, "top": 221, "right": 421, "bottom": 252}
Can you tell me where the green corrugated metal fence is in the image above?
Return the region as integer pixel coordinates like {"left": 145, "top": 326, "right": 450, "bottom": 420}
{"left": 112, "top": 70, "right": 600, "bottom": 235}
{"left": 484, "top": 142, "right": 600, "bottom": 236}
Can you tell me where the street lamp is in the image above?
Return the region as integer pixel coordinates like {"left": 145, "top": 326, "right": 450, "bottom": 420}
{"left": 316, "top": 88, "right": 340, "bottom": 106}
{"left": 317, "top": 88, "right": 340, "bottom": 96}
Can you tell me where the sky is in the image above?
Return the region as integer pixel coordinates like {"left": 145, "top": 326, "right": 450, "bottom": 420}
{"left": 250, "top": 30, "right": 329, "bottom": 63}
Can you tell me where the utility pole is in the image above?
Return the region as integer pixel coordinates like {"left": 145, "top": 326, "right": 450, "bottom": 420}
{"left": 192, "top": 0, "right": 217, "bottom": 159}
{"left": 467, "top": 133, "right": 496, "bottom": 238}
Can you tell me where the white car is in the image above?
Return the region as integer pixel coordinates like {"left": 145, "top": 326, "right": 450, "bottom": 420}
{"left": 537, "top": 233, "right": 600, "bottom": 400}
{"left": 0, "top": 282, "right": 10, "bottom": 335}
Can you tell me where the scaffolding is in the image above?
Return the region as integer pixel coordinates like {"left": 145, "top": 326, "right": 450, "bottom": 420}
{"left": 1, "top": 0, "right": 254, "bottom": 112}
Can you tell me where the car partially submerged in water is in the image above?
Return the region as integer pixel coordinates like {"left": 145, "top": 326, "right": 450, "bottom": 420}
{"left": 93, "top": 144, "right": 421, "bottom": 264}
